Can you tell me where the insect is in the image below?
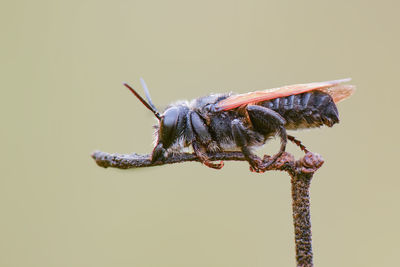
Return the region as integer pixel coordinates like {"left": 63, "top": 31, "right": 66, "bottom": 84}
{"left": 124, "top": 78, "right": 355, "bottom": 172}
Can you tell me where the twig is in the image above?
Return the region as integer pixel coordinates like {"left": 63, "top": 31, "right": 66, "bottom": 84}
{"left": 287, "top": 152, "right": 324, "bottom": 267}
{"left": 91, "top": 150, "right": 246, "bottom": 169}
{"left": 91, "top": 150, "right": 323, "bottom": 267}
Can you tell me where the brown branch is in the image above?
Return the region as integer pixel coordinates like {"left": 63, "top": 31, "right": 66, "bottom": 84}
{"left": 287, "top": 152, "right": 324, "bottom": 267}
{"left": 91, "top": 150, "right": 246, "bottom": 169}
{"left": 91, "top": 150, "right": 323, "bottom": 267}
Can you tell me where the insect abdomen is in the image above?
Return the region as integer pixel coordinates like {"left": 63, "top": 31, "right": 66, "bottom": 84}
{"left": 260, "top": 91, "right": 339, "bottom": 129}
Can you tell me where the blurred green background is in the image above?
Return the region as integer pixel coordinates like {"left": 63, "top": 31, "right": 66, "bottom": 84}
{"left": 1, "top": 0, "right": 399, "bottom": 266}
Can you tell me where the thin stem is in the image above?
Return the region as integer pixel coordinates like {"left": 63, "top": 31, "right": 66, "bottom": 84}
{"left": 91, "top": 150, "right": 323, "bottom": 267}
{"left": 290, "top": 172, "right": 314, "bottom": 267}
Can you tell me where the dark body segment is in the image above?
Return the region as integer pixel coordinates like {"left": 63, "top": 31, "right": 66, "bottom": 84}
{"left": 259, "top": 91, "right": 339, "bottom": 129}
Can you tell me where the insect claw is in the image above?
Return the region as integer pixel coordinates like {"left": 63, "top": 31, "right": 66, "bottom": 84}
{"left": 246, "top": 156, "right": 266, "bottom": 173}
{"left": 204, "top": 160, "right": 224, "bottom": 169}
{"left": 262, "top": 159, "right": 276, "bottom": 170}
{"left": 261, "top": 152, "right": 285, "bottom": 170}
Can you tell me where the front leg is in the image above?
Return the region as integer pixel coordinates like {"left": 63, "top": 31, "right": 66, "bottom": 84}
{"left": 246, "top": 105, "right": 288, "bottom": 170}
{"left": 190, "top": 111, "right": 224, "bottom": 169}
{"left": 192, "top": 140, "right": 224, "bottom": 169}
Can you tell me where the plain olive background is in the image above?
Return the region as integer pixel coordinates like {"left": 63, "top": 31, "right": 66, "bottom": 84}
{"left": 1, "top": 0, "right": 399, "bottom": 266}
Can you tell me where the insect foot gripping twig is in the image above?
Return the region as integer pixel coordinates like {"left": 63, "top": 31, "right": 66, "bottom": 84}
{"left": 91, "top": 150, "right": 324, "bottom": 267}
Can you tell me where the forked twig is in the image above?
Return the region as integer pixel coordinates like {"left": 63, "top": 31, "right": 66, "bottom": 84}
{"left": 91, "top": 150, "right": 323, "bottom": 267}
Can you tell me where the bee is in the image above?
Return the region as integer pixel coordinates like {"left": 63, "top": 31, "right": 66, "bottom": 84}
{"left": 124, "top": 78, "right": 355, "bottom": 172}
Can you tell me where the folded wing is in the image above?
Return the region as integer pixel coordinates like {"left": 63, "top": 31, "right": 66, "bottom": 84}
{"left": 216, "top": 78, "right": 355, "bottom": 111}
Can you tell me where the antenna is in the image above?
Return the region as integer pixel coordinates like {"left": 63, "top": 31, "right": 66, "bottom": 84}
{"left": 140, "top": 78, "right": 158, "bottom": 113}
{"left": 123, "top": 83, "right": 161, "bottom": 120}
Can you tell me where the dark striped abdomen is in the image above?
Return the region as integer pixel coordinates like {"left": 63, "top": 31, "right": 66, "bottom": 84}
{"left": 259, "top": 91, "right": 339, "bottom": 129}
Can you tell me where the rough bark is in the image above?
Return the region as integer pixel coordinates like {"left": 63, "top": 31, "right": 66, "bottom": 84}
{"left": 91, "top": 150, "right": 323, "bottom": 267}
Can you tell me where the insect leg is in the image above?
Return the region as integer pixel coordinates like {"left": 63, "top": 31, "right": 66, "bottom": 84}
{"left": 189, "top": 112, "right": 224, "bottom": 169}
{"left": 231, "top": 119, "right": 265, "bottom": 173}
{"left": 151, "top": 143, "right": 166, "bottom": 163}
{"left": 287, "top": 135, "right": 309, "bottom": 153}
{"left": 246, "top": 105, "right": 287, "bottom": 169}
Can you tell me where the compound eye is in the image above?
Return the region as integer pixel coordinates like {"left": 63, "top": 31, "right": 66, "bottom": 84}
{"left": 159, "top": 107, "right": 180, "bottom": 147}
{"left": 162, "top": 107, "right": 179, "bottom": 130}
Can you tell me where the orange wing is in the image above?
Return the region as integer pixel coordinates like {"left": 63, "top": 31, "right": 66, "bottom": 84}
{"left": 216, "top": 78, "right": 355, "bottom": 111}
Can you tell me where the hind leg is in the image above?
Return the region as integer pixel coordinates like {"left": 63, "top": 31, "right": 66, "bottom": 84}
{"left": 231, "top": 119, "right": 265, "bottom": 173}
{"left": 287, "top": 134, "right": 309, "bottom": 153}
{"left": 246, "top": 105, "right": 288, "bottom": 169}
